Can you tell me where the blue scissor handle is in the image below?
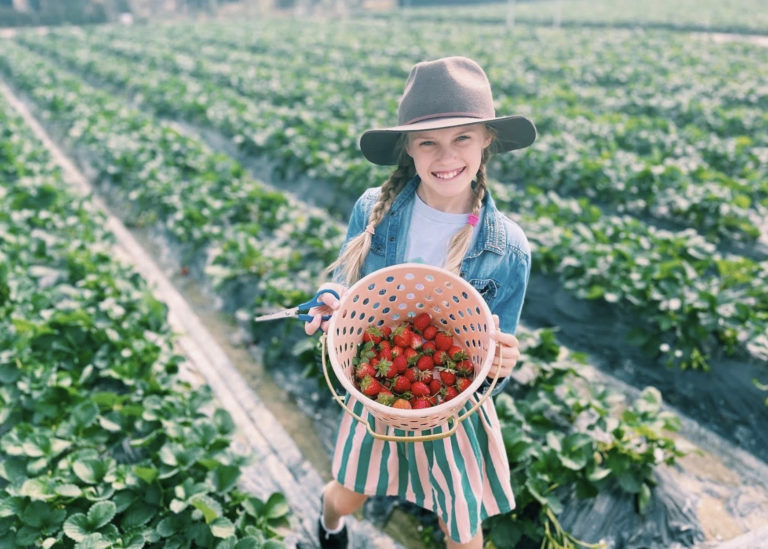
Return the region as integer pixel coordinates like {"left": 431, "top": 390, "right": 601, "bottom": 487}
{"left": 297, "top": 288, "right": 340, "bottom": 322}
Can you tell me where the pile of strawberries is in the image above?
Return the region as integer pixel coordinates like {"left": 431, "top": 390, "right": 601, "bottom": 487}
{"left": 351, "top": 312, "right": 475, "bottom": 409}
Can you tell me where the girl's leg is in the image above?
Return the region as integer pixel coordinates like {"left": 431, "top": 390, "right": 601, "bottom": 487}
{"left": 438, "top": 518, "right": 483, "bottom": 549}
{"left": 321, "top": 480, "right": 368, "bottom": 530}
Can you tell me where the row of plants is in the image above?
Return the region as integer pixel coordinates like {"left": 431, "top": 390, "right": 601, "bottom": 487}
{"left": 394, "top": 0, "right": 768, "bottom": 35}
{"left": 6, "top": 33, "right": 766, "bottom": 372}
{"left": 0, "top": 94, "right": 290, "bottom": 548}
{"left": 0, "top": 39, "right": 692, "bottom": 547}
{"left": 22, "top": 23, "right": 767, "bottom": 248}
{"left": 0, "top": 41, "right": 342, "bottom": 321}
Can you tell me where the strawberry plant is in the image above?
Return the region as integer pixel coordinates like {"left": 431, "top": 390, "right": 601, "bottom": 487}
{"left": 0, "top": 97, "right": 290, "bottom": 548}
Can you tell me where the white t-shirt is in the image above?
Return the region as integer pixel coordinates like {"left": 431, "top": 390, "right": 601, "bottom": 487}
{"left": 405, "top": 193, "right": 479, "bottom": 267}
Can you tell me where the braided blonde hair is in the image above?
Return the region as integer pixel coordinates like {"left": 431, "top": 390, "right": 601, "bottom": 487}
{"left": 328, "top": 128, "right": 494, "bottom": 286}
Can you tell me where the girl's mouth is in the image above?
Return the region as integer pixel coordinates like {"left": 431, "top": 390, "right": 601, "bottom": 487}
{"left": 431, "top": 167, "right": 465, "bottom": 181}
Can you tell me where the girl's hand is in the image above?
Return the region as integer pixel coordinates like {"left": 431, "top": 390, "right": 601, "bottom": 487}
{"left": 304, "top": 283, "right": 347, "bottom": 335}
{"left": 488, "top": 314, "right": 521, "bottom": 379}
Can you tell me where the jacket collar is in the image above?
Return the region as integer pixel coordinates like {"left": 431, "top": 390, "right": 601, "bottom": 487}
{"left": 391, "top": 176, "right": 506, "bottom": 256}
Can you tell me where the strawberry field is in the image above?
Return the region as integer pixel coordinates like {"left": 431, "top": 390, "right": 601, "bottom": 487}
{"left": 1, "top": 4, "right": 768, "bottom": 549}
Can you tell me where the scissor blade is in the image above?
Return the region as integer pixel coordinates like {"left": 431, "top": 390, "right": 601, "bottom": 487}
{"left": 253, "top": 307, "right": 299, "bottom": 322}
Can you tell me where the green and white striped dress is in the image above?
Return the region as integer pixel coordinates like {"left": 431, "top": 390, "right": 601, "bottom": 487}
{"left": 331, "top": 394, "right": 515, "bottom": 544}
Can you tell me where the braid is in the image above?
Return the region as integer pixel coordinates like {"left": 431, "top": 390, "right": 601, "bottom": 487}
{"left": 326, "top": 152, "right": 415, "bottom": 286}
{"left": 443, "top": 148, "right": 491, "bottom": 275}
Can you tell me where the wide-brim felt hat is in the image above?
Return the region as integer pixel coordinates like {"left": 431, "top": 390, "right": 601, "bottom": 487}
{"left": 360, "top": 56, "right": 537, "bottom": 166}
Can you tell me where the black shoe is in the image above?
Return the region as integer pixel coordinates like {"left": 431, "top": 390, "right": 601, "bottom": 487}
{"left": 318, "top": 494, "right": 348, "bottom": 549}
{"left": 317, "top": 517, "right": 348, "bottom": 549}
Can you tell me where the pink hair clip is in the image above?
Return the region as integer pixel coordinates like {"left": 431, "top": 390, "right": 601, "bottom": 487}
{"left": 466, "top": 214, "right": 480, "bottom": 227}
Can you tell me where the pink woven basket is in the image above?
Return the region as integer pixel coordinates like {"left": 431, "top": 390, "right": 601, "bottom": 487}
{"left": 323, "top": 263, "right": 501, "bottom": 441}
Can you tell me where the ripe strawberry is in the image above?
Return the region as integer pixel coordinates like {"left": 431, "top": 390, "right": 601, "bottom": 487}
{"left": 391, "top": 345, "right": 404, "bottom": 358}
{"left": 360, "top": 375, "right": 382, "bottom": 397}
{"left": 413, "top": 312, "right": 432, "bottom": 333}
{"left": 429, "top": 379, "right": 442, "bottom": 395}
{"left": 404, "top": 347, "right": 419, "bottom": 363}
{"left": 392, "top": 354, "right": 408, "bottom": 373}
{"left": 411, "top": 381, "right": 430, "bottom": 397}
{"left": 392, "top": 398, "right": 412, "bottom": 409}
{"left": 439, "top": 368, "right": 456, "bottom": 385}
{"left": 448, "top": 345, "right": 467, "bottom": 361}
{"left": 409, "top": 333, "right": 423, "bottom": 350}
{"left": 421, "top": 341, "right": 436, "bottom": 355}
{"left": 375, "top": 359, "right": 397, "bottom": 379}
{"left": 456, "top": 377, "right": 472, "bottom": 393}
{"left": 423, "top": 325, "right": 437, "bottom": 341}
{"left": 380, "top": 325, "right": 392, "bottom": 339}
{"left": 377, "top": 345, "right": 393, "bottom": 361}
{"left": 392, "top": 324, "right": 413, "bottom": 348}
{"left": 404, "top": 367, "right": 419, "bottom": 382}
{"left": 416, "top": 355, "right": 434, "bottom": 371}
{"left": 434, "top": 331, "right": 454, "bottom": 351}
{"left": 456, "top": 359, "right": 474, "bottom": 377}
{"left": 412, "top": 398, "right": 431, "bottom": 409}
{"left": 443, "top": 386, "right": 459, "bottom": 401}
{"left": 392, "top": 375, "right": 411, "bottom": 393}
{"left": 432, "top": 350, "right": 448, "bottom": 366}
{"left": 377, "top": 389, "right": 395, "bottom": 406}
{"left": 363, "top": 326, "right": 383, "bottom": 344}
{"left": 355, "top": 362, "right": 376, "bottom": 380}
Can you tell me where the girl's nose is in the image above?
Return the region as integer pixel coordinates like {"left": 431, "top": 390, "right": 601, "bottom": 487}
{"left": 437, "top": 144, "right": 458, "bottom": 160}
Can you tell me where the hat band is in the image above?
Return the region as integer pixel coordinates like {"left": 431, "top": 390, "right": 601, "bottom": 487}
{"left": 403, "top": 112, "right": 485, "bottom": 125}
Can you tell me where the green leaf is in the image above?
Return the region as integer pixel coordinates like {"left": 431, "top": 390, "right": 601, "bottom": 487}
{"left": 120, "top": 502, "right": 156, "bottom": 529}
{"left": 210, "top": 465, "right": 240, "bottom": 493}
{"left": 87, "top": 501, "right": 116, "bottom": 529}
{"left": 213, "top": 408, "right": 235, "bottom": 435}
{"left": 55, "top": 484, "right": 83, "bottom": 498}
{"left": 191, "top": 494, "right": 223, "bottom": 523}
{"left": 233, "top": 537, "right": 261, "bottom": 549}
{"left": 156, "top": 516, "right": 179, "bottom": 537}
{"left": 617, "top": 471, "right": 644, "bottom": 494}
{"left": 73, "top": 459, "right": 99, "bottom": 484}
{"left": 0, "top": 457, "right": 26, "bottom": 484}
{"left": 133, "top": 465, "right": 158, "bottom": 484}
{"left": 210, "top": 517, "right": 235, "bottom": 539}
{"left": 63, "top": 513, "right": 90, "bottom": 542}
{"left": 0, "top": 497, "right": 24, "bottom": 518}
{"left": 638, "top": 482, "right": 652, "bottom": 514}
{"left": 20, "top": 478, "right": 52, "bottom": 501}
{"left": 72, "top": 401, "right": 99, "bottom": 428}
{"left": 264, "top": 493, "right": 290, "bottom": 520}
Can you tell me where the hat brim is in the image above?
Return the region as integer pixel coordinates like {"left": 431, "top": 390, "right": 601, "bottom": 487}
{"left": 359, "top": 115, "right": 536, "bottom": 166}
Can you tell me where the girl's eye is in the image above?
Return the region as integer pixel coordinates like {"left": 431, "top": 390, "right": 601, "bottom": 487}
{"left": 418, "top": 140, "right": 435, "bottom": 147}
{"left": 456, "top": 135, "right": 471, "bottom": 142}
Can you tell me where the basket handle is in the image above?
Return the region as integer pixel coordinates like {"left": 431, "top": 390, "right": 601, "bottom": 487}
{"left": 320, "top": 335, "right": 503, "bottom": 443}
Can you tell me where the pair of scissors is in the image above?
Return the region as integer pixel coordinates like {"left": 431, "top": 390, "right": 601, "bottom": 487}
{"left": 253, "top": 288, "right": 340, "bottom": 323}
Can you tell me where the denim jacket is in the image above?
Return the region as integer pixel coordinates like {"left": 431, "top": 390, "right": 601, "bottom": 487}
{"left": 334, "top": 177, "right": 531, "bottom": 395}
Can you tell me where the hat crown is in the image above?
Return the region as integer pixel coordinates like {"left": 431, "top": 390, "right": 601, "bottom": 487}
{"left": 397, "top": 56, "right": 496, "bottom": 126}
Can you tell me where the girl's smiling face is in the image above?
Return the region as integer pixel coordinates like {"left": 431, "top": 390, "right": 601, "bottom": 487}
{"left": 405, "top": 124, "right": 492, "bottom": 213}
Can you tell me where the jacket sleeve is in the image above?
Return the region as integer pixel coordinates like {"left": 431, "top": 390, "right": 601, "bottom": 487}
{"left": 484, "top": 236, "right": 532, "bottom": 396}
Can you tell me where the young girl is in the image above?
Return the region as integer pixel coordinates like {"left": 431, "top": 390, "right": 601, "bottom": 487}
{"left": 304, "top": 56, "right": 536, "bottom": 549}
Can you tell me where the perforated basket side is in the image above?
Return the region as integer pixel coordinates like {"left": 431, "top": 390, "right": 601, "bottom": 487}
{"left": 327, "top": 263, "right": 497, "bottom": 431}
